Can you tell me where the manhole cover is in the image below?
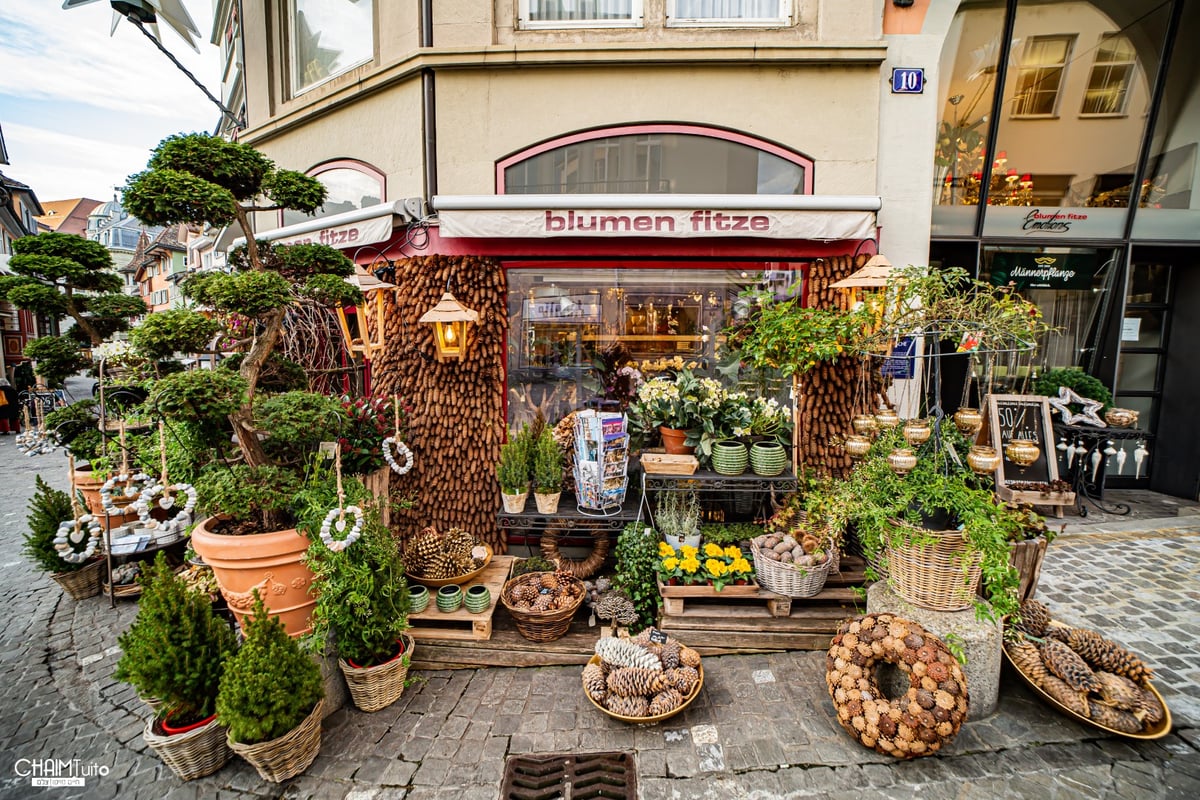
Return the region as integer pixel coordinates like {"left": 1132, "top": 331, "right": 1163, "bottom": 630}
{"left": 500, "top": 751, "right": 637, "bottom": 800}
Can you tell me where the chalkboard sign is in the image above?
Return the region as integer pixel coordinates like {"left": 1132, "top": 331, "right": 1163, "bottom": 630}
{"left": 647, "top": 628, "right": 668, "bottom": 645}
{"left": 987, "top": 395, "right": 1060, "bottom": 487}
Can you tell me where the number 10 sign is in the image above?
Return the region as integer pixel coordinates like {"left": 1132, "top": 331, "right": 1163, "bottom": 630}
{"left": 891, "top": 68, "right": 925, "bottom": 94}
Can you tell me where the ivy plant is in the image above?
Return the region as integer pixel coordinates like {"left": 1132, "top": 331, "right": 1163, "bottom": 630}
{"left": 613, "top": 522, "right": 661, "bottom": 633}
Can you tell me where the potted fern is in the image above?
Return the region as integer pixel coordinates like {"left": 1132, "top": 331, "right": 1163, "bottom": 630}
{"left": 216, "top": 593, "right": 325, "bottom": 783}
{"left": 532, "top": 427, "right": 564, "bottom": 514}
{"left": 301, "top": 466, "right": 414, "bottom": 712}
{"left": 498, "top": 425, "right": 532, "bottom": 513}
{"left": 22, "top": 476, "right": 105, "bottom": 599}
{"left": 114, "top": 553, "right": 237, "bottom": 781}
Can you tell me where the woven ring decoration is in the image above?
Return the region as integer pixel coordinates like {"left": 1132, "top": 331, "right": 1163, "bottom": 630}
{"left": 540, "top": 522, "right": 610, "bottom": 579}
{"left": 826, "top": 613, "right": 969, "bottom": 759}
{"left": 320, "top": 506, "right": 365, "bottom": 552}
{"left": 99, "top": 472, "right": 152, "bottom": 514}
{"left": 54, "top": 515, "right": 103, "bottom": 564}
{"left": 382, "top": 437, "right": 414, "bottom": 476}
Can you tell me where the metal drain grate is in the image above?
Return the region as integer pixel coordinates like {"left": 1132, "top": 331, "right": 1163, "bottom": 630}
{"left": 500, "top": 751, "right": 637, "bottom": 800}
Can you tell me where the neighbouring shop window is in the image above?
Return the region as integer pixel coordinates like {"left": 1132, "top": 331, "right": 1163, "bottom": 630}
{"left": 1010, "top": 35, "right": 1075, "bottom": 118}
{"left": 281, "top": 162, "right": 385, "bottom": 227}
{"left": 978, "top": 246, "right": 1120, "bottom": 390}
{"left": 1132, "top": 0, "right": 1200, "bottom": 240}
{"left": 667, "top": 0, "right": 791, "bottom": 26}
{"left": 1080, "top": 33, "right": 1136, "bottom": 116}
{"left": 519, "top": 0, "right": 643, "bottom": 28}
{"left": 289, "top": 0, "right": 374, "bottom": 95}
{"left": 505, "top": 266, "right": 800, "bottom": 426}
{"left": 503, "top": 129, "right": 809, "bottom": 195}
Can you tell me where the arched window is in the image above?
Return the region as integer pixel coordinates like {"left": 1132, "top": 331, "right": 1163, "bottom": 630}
{"left": 498, "top": 124, "right": 813, "bottom": 195}
{"left": 282, "top": 159, "right": 386, "bottom": 227}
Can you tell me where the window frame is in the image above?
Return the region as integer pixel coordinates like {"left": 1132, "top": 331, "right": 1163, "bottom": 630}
{"left": 665, "top": 0, "right": 792, "bottom": 28}
{"left": 1079, "top": 32, "right": 1136, "bottom": 118}
{"left": 288, "top": 0, "right": 376, "bottom": 97}
{"left": 517, "top": 0, "right": 644, "bottom": 30}
{"left": 1010, "top": 34, "right": 1076, "bottom": 120}
{"left": 278, "top": 158, "right": 387, "bottom": 227}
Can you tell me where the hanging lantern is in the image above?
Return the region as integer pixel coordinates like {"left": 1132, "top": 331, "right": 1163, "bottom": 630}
{"left": 335, "top": 266, "right": 396, "bottom": 360}
{"left": 1004, "top": 438, "right": 1041, "bottom": 468}
{"left": 852, "top": 414, "right": 879, "bottom": 436}
{"left": 967, "top": 445, "right": 1001, "bottom": 475}
{"left": 887, "top": 448, "right": 918, "bottom": 476}
{"left": 874, "top": 407, "right": 901, "bottom": 430}
{"left": 418, "top": 291, "right": 480, "bottom": 362}
{"left": 953, "top": 407, "right": 984, "bottom": 437}
{"left": 902, "top": 418, "right": 931, "bottom": 446}
{"left": 844, "top": 434, "right": 872, "bottom": 459}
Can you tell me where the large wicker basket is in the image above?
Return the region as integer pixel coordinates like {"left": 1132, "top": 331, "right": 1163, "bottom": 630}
{"left": 886, "top": 525, "right": 982, "bottom": 612}
{"left": 338, "top": 634, "right": 414, "bottom": 713}
{"left": 501, "top": 572, "right": 585, "bottom": 642}
{"left": 750, "top": 542, "right": 832, "bottom": 598}
{"left": 143, "top": 713, "right": 232, "bottom": 781}
{"left": 51, "top": 558, "right": 105, "bottom": 600}
{"left": 227, "top": 699, "right": 323, "bottom": 783}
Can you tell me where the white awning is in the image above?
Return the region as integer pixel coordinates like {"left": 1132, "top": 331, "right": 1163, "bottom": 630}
{"left": 432, "top": 194, "right": 879, "bottom": 241}
{"left": 225, "top": 200, "right": 415, "bottom": 251}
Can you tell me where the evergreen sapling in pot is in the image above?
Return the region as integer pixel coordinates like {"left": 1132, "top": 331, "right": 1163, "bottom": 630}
{"left": 216, "top": 593, "right": 325, "bottom": 783}
{"left": 23, "top": 476, "right": 104, "bottom": 599}
{"left": 532, "top": 427, "right": 564, "bottom": 514}
{"left": 498, "top": 425, "right": 532, "bottom": 513}
{"left": 113, "top": 553, "right": 237, "bottom": 780}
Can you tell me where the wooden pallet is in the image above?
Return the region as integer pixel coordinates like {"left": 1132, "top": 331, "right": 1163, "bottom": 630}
{"left": 657, "top": 555, "right": 872, "bottom": 652}
{"left": 658, "top": 579, "right": 791, "bottom": 617}
{"left": 408, "top": 556, "right": 514, "bottom": 642}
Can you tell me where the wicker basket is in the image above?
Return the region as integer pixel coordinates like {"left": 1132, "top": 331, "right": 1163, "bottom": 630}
{"left": 750, "top": 542, "right": 832, "bottom": 598}
{"left": 143, "top": 713, "right": 232, "bottom": 781}
{"left": 51, "top": 558, "right": 105, "bottom": 600}
{"left": 227, "top": 698, "right": 324, "bottom": 783}
{"left": 338, "top": 634, "right": 414, "bottom": 713}
{"left": 500, "top": 572, "right": 585, "bottom": 642}
{"left": 885, "top": 525, "right": 982, "bottom": 612}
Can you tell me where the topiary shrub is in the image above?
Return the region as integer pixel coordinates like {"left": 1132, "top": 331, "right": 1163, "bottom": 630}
{"left": 22, "top": 476, "right": 77, "bottom": 574}
{"left": 216, "top": 592, "right": 324, "bottom": 744}
{"left": 128, "top": 309, "right": 220, "bottom": 361}
{"left": 114, "top": 553, "right": 237, "bottom": 723}
{"left": 1033, "top": 367, "right": 1113, "bottom": 413}
{"left": 195, "top": 464, "right": 303, "bottom": 533}
{"left": 254, "top": 391, "right": 345, "bottom": 465}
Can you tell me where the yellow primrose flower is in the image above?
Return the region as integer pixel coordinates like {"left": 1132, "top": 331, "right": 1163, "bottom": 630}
{"left": 662, "top": 557, "right": 679, "bottom": 571}
{"left": 703, "top": 542, "right": 724, "bottom": 558}
{"left": 705, "top": 558, "right": 727, "bottom": 576}
{"left": 724, "top": 545, "right": 742, "bottom": 559}
{"left": 659, "top": 541, "right": 677, "bottom": 557}
{"left": 680, "top": 557, "right": 700, "bottom": 573}
{"left": 680, "top": 544, "right": 699, "bottom": 559}
{"left": 731, "top": 557, "right": 752, "bottom": 573}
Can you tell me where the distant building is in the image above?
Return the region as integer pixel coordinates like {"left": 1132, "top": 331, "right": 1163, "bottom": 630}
{"left": 35, "top": 198, "right": 103, "bottom": 236}
{"left": 85, "top": 199, "right": 162, "bottom": 295}
{"left": 133, "top": 224, "right": 189, "bottom": 313}
{"left": 0, "top": 162, "right": 44, "bottom": 381}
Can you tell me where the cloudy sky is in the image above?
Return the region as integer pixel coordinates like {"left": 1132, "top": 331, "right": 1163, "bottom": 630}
{"left": 0, "top": 1, "right": 221, "bottom": 204}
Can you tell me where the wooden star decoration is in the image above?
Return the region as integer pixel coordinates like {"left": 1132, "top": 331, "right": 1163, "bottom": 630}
{"left": 1048, "top": 386, "right": 1107, "bottom": 427}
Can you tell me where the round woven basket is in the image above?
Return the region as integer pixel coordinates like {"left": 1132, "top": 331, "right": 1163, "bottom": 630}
{"left": 501, "top": 572, "right": 585, "bottom": 642}
{"left": 143, "top": 713, "right": 232, "bottom": 781}
{"left": 886, "top": 525, "right": 981, "bottom": 612}
{"left": 227, "top": 698, "right": 324, "bottom": 783}
{"left": 750, "top": 541, "right": 832, "bottom": 598}
{"left": 51, "top": 558, "right": 105, "bottom": 600}
{"left": 339, "top": 634, "right": 414, "bottom": 713}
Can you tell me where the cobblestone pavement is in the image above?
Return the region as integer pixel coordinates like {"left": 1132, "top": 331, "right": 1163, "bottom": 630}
{"left": 1, "top": 434, "right": 1199, "bottom": 799}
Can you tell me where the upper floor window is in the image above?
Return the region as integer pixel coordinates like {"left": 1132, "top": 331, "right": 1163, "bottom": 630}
{"left": 518, "top": 0, "right": 643, "bottom": 29}
{"left": 500, "top": 124, "right": 811, "bottom": 195}
{"left": 281, "top": 160, "right": 386, "bottom": 227}
{"left": 1080, "top": 33, "right": 1135, "bottom": 116}
{"left": 1011, "top": 35, "right": 1075, "bottom": 118}
{"left": 667, "top": 0, "right": 791, "bottom": 27}
{"left": 290, "top": 0, "right": 374, "bottom": 95}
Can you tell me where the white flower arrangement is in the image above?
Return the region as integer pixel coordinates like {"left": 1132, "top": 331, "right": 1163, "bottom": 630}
{"left": 92, "top": 340, "right": 134, "bottom": 363}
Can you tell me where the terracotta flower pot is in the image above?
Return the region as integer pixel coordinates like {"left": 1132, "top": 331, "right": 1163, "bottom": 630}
{"left": 659, "top": 426, "right": 695, "bottom": 455}
{"left": 190, "top": 516, "right": 318, "bottom": 637}
{"left": 71, "top": 466, "right": 107, "bottom": 517}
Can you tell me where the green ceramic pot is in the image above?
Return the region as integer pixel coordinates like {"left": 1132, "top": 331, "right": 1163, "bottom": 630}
{"left": 750, "top": 441, "right": 788, "bottom": 477}
{"left": 436, "top": 585, "right": 462, "bottom": 612}
{"left": 711, "top": 440, "right": 748, "bottom": 476}
{"left": 463, "top": 584, "right": 491, "bottom": 614}
{"left": 409, "top": 584, "right": 430, "bottom": 614}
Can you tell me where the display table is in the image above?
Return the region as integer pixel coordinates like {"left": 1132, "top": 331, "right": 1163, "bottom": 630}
{"left": 1053, "top": 423, "right": 1152, "bottom": 517}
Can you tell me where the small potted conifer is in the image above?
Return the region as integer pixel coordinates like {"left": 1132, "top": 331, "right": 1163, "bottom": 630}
{"left": 498, "top": 425, "right": 533, "bottom": 513}
{"left": 216, "top": 593, "right": 325, "bottom": 783}
{"left": 22, "top": 476, "right": 105, "bottom": 599}
{"left": 532, "top": 427, "right": 564, "bottom": 514}
{"left": 114, "top": 553, "right": 237, "bottom": 780}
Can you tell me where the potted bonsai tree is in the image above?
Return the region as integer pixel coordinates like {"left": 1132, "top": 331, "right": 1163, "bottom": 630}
{"left": 498, "top": 425, "right": 532, "bottom": 513}
{"left": 532, "top": 426, "right": 563, "bottom": 514}
{"left": 216, "top": 593, "right": 325, "bottom": 783}
{"left": 122, "top": 133, "right": 363, "bottom": 635}
{"left": 301, "top": 464, "right": 413, "bottom": 712}
{"left": 114, "top": 553, "right": 238, "bottom": 781}
{"left": 22, "top": 475, "right": 105, "bottom": 600}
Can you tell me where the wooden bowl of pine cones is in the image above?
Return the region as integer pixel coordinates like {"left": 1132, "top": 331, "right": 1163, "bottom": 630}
{"left": 582, "top": 630, "right": 704, "bottom": 723}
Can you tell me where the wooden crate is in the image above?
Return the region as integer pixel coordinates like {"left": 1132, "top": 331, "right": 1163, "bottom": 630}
{"left": 995, "top": 486, "right": 1075, "bottom": 519}
{"left": 641, "top": 453, "right": 699, "bottom": 474}
{"left": 658, "top": 579, "right": 791, "bottom": 618}
{"left": 408, "top": 555, "right": 514, "bottom": 642}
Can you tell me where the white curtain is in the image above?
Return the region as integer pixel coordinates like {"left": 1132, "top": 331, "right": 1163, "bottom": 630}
{"left": 672, "top": 0, "right": 782, "bottom": 19}
{"left": 529, "top": 0, "right": 634, "bottom": 20}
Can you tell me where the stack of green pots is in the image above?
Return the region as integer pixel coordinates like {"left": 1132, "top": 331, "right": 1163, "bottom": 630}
{"left": 711, "top": 440, "right": 748, "bottom": 476}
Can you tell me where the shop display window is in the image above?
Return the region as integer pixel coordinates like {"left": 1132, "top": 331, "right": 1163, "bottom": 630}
{"left": 505, "top": 265, "right": 801, "bottom": 426}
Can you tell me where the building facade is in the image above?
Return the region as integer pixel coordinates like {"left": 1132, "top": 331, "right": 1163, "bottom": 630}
{"left": 133, "top": 224, "right": 189, "bottom": 313}
{"left": 223, "top": 0, "right": 1200, "bottom": 498}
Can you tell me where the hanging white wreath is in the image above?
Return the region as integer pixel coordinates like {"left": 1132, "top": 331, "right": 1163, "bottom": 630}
{"left": 132, "top": 481, "right": 198, "bottom": 539}
{"left": 382, "top": 437, "right": 414, "bottom": 476}
{"left": 100, "top": 472, "right": 152, "bottom": 516}
{"left": 320, "top": 505, "right": 365, "bottom": 552}
{"left": 54, "top": 514, "right": 103, "bottom": 564}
